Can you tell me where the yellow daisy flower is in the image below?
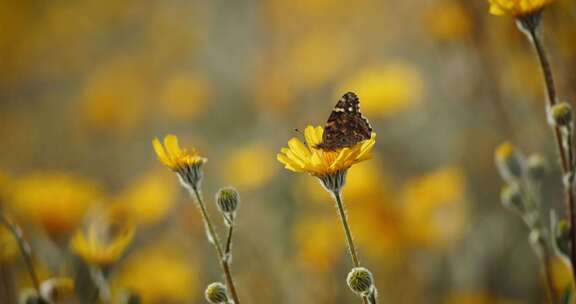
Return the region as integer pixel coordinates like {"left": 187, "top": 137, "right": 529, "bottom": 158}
{"left": 277, "top": 125, "right": 376, "bottom": 191}
{"left": 153, "top": 134, "right": 207, "bottom": 189}
{"left": 70, "top": 216, "right": 135, "bottom": 267}
{"left": 488, "top": 0, "right": 554, "bottom": 17}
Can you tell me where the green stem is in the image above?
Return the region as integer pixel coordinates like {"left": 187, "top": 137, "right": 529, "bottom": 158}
{"left": 332, "top": 191, "right": 371, "bottom": 304}
{"left": 0, "top": 214, "right": 40, "bottom": 294}
{"left": 191, "top": 187, "right": 241, "bottom": 304}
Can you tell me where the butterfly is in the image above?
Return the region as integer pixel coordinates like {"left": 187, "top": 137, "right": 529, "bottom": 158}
{"left": 314, "top": 92, "right": 372, "bottom": 151}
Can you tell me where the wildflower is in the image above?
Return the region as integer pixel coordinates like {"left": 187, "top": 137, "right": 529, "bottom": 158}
{"left": 8, "top": 172, "right": 102, "bottom": 237}
{"left": 277, "top": 125, "right": 376, "bottom": 192}
{"left": 205, "top": 282, "right": 229, "bottom": 304}
{"left": 39, "top": 277, "right": 75, "bottom": 303}
{"left": 70, "top": 215, "right": 134, "bottom": 267}
{"left": 488, "top": 0, "right": 555, "bottom": 17}
{"left": 152, "top": 134, "right": 207, "bottom": 190}
{"left": 114, "top": 244, "right": 198, "bottom": 303}
{"left": 401, "top": 167, "right": 467, "bottom": 249}
{"left": 338, "top": 63, "right": 423, "bottom": 117}
{"left": 224, "top": 143, "right": 277, "bottom": 190}
{"left": 346, "top": 267, "right": 375, "bottom": 297}
{"left": 495, "top": 142, "right": 525, "bottom": 183}
{"left": 0, "top": 225, "right": 18, "bottom": 262}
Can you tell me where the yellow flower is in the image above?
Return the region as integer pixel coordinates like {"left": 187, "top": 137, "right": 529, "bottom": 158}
{"left": 109, "top": 170, "right": 178, "bottom": 227}
{"left": 8, "top": 172, "right": 102, "bottom": 237}
{"left": 488, "top": 0, "right": 555, "bottom": 17}
{"left": 401, "top": 167, "right": 467, "bottom": 249}
{"left": 338, "top": 63, "right": 423, "bottom": 117}
{"left": 113, "top": 243, "right": 198, "bottom": 303}
{"left": 153, "top": 134, "right": 207, "bottom": 189}
{"left": 0, "top": 225, "right": 18, "bottom": 263}
{"left": 40, "top": 277, "right": 75, "bottom": 303}
{"left": 70, "top": 215, "right": 134, "bottom": 267}
{"left": 277, "top": 125, "right": 376, "bottom": 178}
{"left": 224, "top": 143, "right": 277, "bottom": 190}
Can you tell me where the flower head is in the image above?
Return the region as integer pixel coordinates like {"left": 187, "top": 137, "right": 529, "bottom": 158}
{"left": 70, "top": 214, "right": 134, "bottom": 267}
{"left": 488, "top": 0, "right": 555, "bottom": 17}
{"left": 153, "top": 135, "right": 207, "bottom": 189}
{"left": 277, "top": 126, "right": 375, "bottom": 177}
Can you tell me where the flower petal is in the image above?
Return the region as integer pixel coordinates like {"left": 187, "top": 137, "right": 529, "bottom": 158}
{"left": 152, "top": 137, "right": 171, "bottom": 166}
{"left": 164, "top": 134, "right": 181, "bottom": 158}
{"left": 288, "top": 138, "right": 311, "bottom": 159}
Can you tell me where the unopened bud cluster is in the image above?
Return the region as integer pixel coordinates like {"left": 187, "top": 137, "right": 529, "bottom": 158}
{"left": 205, "top": 282, "right": 229, "bottom": 304}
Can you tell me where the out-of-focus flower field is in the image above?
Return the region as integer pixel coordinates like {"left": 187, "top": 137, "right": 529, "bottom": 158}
{"left": 1, "top": 0, "right": 576, "bottom": 303}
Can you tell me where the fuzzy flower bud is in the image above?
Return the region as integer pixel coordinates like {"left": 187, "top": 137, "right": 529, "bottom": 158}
{"left": 549, "top": 102, "right": 573, "bottom": 128}
{"left": 495, "top": 142, "right": 525, "bottom": 183}
{"left": 216, "top": 187, "right": 240, "bottom": 215}
{"left": 500, "top": 184, "right": 524, "bottom": 214}
{"left": 205, "top": 282, "right": 229, "bottom": 304}
{"left": 347, "top": 267, "right": 374, "bottom": 297}
{"left": 526, "top": 154, "right": 547, "bottom": 180}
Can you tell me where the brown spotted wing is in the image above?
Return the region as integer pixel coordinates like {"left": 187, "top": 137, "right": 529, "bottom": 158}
{"left": 314, "top": 92, "right": 372, "bottom": 151}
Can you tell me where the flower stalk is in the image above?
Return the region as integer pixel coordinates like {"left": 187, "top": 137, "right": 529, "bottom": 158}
{"left": 0, "top": 213, "right": 40, "bottom": 295}
{"left": 332, "top": 190, "right": 372, "bottom": 304}
{"left": 190, "top": 187, "right": 240, "bottom": 304}
{"left": 519, "top": 17, "right": 576, "bottom": 284}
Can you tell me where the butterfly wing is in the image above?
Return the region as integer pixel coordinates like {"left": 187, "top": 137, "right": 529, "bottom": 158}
{"left": 315, "top": 92, "right": 372, "bottom": 151}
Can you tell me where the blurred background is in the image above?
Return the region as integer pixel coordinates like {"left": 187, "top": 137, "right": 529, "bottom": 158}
{"left": 1, "top": 0, "right": 576, "bottom": 303}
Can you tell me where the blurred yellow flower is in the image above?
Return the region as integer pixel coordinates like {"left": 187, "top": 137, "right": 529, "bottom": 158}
{"left": 114, "top": 244, "right": 198, "bottom": 303}
{"left": 488, "top": 0, "right": 555, "bottom": 17}
{"left": 80, "top": 57, "right": 149, "bottom": 133}
{"left": 224, "top": 143, "right": 277, "bottom": 190}
{"left": 444, "top": 291, "right": 522, "bottom": 304}
{"left": 551, "top": 256, "right": 573, "bottom": 296}
{"left": 277, "top": 125, "right": 376, "bottom": 177}
{"left": 153, "top": 135, "right": 207, "bottom": 172}
{"left": 70, "top": 215, "right": 134, "bottom": 267}
{"left": 8, "top": 172, "right": 102, "bottom": 237}
{"left": 40, "top": 277, "right": 75, "bottom": 303}
{"left": 294, "top": 215, "right": 342, "bottom": 272}
{"left": 160, "top": 73, "right": 213, "bottom": 121}
{"left": 401, "top": 167, "right": 468, "bottom": 249}
{"left": 338, "top": 63, "right": 424, "bottom": 117}
{"left": 0, "top": 225, "right": 18, "bottom": 262}
{"left": 110, "top": 170, "right": 178, "bottom": 227}
{"left": 424, "top": 2, "right": 472, "bottom": 42}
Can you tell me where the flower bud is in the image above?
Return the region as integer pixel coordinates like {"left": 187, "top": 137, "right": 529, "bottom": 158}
{"left": 216, "top": 187, "right": 240, "bottom": 215}
{"left": 500, "top": 184, "right": 524, "bottom": 214}
{"left": 495, "top": 142, "right": 525, "bottom": 182}
{"left": 205, "top": 282, "right": 229, "bottom": 304}
{"left": 550, "top": 213, "right": 571, "bottom": 257}
{"left": 526, "top": 154, "right": 547, "bottom": 180}
{"left": 40, "top": 278, "right": 74, "bottom": 304}
{"left": 549, "top": 102, "right": 573, "bottom": 128}
{"left": 346, "top": 267, "right": 374, "bottom": 297}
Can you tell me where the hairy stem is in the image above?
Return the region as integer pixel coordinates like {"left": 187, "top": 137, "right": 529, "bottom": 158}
{"left": 526, "top": 20, "right": 576, "bottom": 285}
{"left": 0, "top": 214, "right": 40, "bottom": 294}
{"left": 332, "top": 191, "right": 371, "bottom": 304}
{"left": 191, "top": 187, "right": 240, "bottom": 304}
